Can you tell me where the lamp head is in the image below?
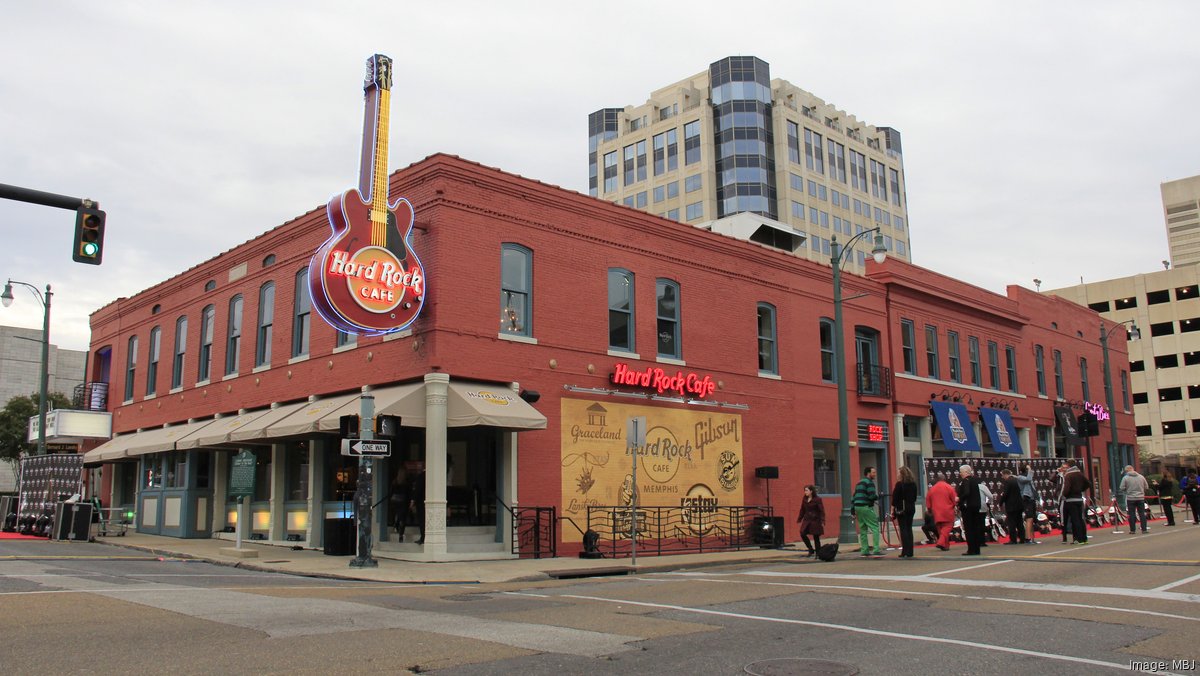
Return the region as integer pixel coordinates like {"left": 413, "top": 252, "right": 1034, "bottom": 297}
{"left": 1128, "top": 324, "right": 1141, "bottom": 340}
{"left": 1, "top": 282, "right": 13, "bottom": 308}
{"left": 871, "top": 232, "right": 887, "bottom": 264}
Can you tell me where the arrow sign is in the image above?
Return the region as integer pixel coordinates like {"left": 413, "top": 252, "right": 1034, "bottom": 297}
{"left": 341, "top": 438, "right": 392, "bottom": 457}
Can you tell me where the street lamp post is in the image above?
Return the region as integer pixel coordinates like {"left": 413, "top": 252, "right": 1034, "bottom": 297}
{"left": 1, "top": 279, "right": 53, "bottom": 456}
{"left": 831, "top": 229, "right": 887, "bottom": 544}
{"left": 1100, "top": 319, "right": 1140, "bottom": 501}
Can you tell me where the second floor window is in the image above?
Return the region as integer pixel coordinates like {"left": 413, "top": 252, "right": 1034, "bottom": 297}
{"left": 1005, "top": 345, "right": 1018, "bottom": 392}
{"left": 608, "top": 269, "right": 635, "bottom": 352}
{"left": 335, "top": 330, "right": 357, "bottom": 348}
{"left": 292, "top": 270, "right": 310, "bottom": 358}
{"left": 1034, "top": 344, "right": 1046, "bottom": 395}
{"left": 987, "top": 340, "right": 1000, "bottom": 390}
{"left": 256, "top": 282, "right": 275, "bottom": 367}
{"left": 198, "top": 305, "right": 214, "bottom": 382}
{"left": 146, "top": 327, "right": 160, "bottom": 396}
{"left": 1054, "top": 349, "right": 1064, "bottom": 398}
{"left": 226, "top": 295, "right": 242, "bottom": 376}
{"left": 925, "top": 325, "right": 940, "bottom": 379}
{"left": 900, "top": 319, "right": 916, "bottom": 374}
{"left": 500, "top": 244, "right": 532, "bottom": 337}
{"left": 656, "top": 279, "right": 680, "bottom": 359}
{"left": 124, "top": 335, "right": 138, "bottom": 402}
{"left": 171, "top": 316, "right": 188, "bottom": 389}
{"left": 820, "top": 318, "right": 835, "bottom": 382}
{"left": 1080, "top": 357, "right": 1090, "bottom": 401}
{"left": 758, "top": 303, "right": 777, "bottom": 375}
{"left": 968, "top": 336, "right": 981, "bottom": 386}
{"left": 947, "top": 331, "right": 961, "bottom": 383}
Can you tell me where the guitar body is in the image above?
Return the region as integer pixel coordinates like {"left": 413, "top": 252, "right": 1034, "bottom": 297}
{"left": 307, "top": 53, "right": 426, "bottom": 336}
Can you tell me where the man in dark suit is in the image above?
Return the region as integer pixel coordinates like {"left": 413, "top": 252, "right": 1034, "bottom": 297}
{"left": 999, "top": 468, "right": 1027, "bottom": 544}
{"left": 955, "top": 465, "right": 985, "bottom": 556}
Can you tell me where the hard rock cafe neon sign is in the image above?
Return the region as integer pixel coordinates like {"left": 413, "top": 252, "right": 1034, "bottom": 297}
{"left": 610, "top": 362, "right": 717, "bottom": 399}
{"left": 310, "top": 53, "right": 426, "bottom": 335}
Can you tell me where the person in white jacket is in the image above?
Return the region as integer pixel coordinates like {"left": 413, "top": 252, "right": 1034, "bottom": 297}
{"left": 1120, "top": 465, "right": 1150, "bottom": 534}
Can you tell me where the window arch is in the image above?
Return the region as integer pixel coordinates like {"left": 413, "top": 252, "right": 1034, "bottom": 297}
{"left": 256, "top": 282, "right": 275, "bottom": 367}
{"left": 204, "top": 280, "right": 216, "bottom": 292}
{"left": 198, "top": 304, "right": 215, "bottom": 381}
{"left": 226, "top": 295, "right": 243, "bottom": 375}
{"left": 656, "top": 278, "right": 681, "bottom": 359}
{"left": 146, "top": 326, "right": 161, "bottom": 396}
{"left": 171, "top": 315, "right": 188, "bottom": 389}
{"left": 500, "top": 243, "right": 532, "bottom": 337}
{"left": 124, "top": 335, "right": 138, "bottom": 402}
{"left": 608, "top": 268, "right": 635, "bottom": 352}
{"left": 292, "top": 269, "right": 310, "bottom": 358}
{"left": 262, "top": 254, "right": 276, "bottom": 268}
{"left": 758, "top": 303, "right": 778, "bottom": 375}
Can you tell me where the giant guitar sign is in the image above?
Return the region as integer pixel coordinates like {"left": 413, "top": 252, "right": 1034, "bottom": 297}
{"left": 309, "top": 54, "right": 426, "bottom": 335}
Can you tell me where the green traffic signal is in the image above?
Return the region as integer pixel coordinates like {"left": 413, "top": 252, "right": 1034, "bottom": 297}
{"left": 72, "top": 207, "right": 106, "bottom": 265}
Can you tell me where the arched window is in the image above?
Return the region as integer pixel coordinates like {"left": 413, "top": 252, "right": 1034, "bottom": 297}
{"left": 608, "top": 269, "right": 635, "bottom": 352}
{"left": 757, "top": 303, "right": 777, "bottom": 375}
{"left": 500, "top": 244, "right": 532, "bottom": 337}
{"left": 656, "top": 278, "right": 681, "bottom": 359}
{"left": 146, "top": 327, "right": 161, "bottom": 396}
{"left": 198, "top": 304, "right": 215, "bottom": 381}
{"left": 124, "top": 335, "right": 138, "bottom": 402}
{"left": 171, "top": 316, "right": 188, "bottom": 389}
{"left": 226, "top": 295, "right": 243, "bottom": 375}
{"left": 256, "top": 282, "right": 275, "bottom": 367}
{"left": 292, "top": 269, "right": 310, "bottom": 358}
{"left": 262, "top": 254, "right": 276, "bottom": 268}
{"left": 204, "top": 280, "right": 216, "bottom": 292}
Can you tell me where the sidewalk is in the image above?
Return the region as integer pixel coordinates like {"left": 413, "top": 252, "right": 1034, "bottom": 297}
{"left": 94, "top": 532, "right": 801, "bottom": 584}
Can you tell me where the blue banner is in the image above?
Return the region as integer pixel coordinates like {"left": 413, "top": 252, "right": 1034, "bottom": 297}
{"left": 930, "top": 401, "right": 980, "bottom": 452}
{"left": 980, "top": 407, "right": 1023, "bottom": 454}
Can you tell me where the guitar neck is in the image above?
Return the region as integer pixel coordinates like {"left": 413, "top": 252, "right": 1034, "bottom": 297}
{"left": 370, "top": 87, "right": 391, "bottom": 247}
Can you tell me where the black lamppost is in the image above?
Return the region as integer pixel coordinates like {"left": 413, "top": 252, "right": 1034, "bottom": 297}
{"left": 1, "top": 279, "right": 53, "bottom": 455}
{"left": 832, "top": 228, "right": 887, "bottom": 543}
{"left": 1101, "top": 319, "right": 1140, "bottom": 500}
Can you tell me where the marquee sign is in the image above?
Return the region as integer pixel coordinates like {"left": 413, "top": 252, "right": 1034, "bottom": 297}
{"left": 310, "top": 53, "right": 426, "bottom": 335}
{"left": 610, "top": 362, "right": 717, "bottom": 399}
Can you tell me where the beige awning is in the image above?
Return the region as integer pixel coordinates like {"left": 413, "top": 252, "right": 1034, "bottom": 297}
{"left": 177, "top": 408, "right": 277, "bottom": 449}
{"left": 262, "top": 392, "right": 361, "bottom": 438}
{"left": 227, "top": 401, "right": 310, "bottom": 443}
{"left": 446, "top": 382, "right": 547, "bottom": 429}
{"left": 317, "top": 382, "right": 426, "bottom": 430}
{"left": 125, "top": 419, "right": 221, "bottom": 457}
{"left": 82, "top": 433, "right": 142, "bottom": 464}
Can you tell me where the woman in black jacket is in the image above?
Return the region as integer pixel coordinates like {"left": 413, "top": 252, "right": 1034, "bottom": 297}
{"left": 1153, "top": 471, "right": 1175, "bottom": 527}
{"left": 891, "top": 466, "right": 918, "bottom": 558}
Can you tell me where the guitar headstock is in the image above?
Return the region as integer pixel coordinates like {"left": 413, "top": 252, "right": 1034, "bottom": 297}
{"left": 365, "top": 54, "right": 393, "bottom": 92}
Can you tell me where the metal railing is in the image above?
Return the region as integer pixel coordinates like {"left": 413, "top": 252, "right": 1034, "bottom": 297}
{"left": 72, "top": 381, "right": 108, "bottom": 411}
{"left": 497, "top": 498, "right": 557, "bottom": 559}
{"left": 857, "top": 364, "right": 891, "bottom": 398}
{"left": 585, "top": 504, "right": 775, "bottom": 558}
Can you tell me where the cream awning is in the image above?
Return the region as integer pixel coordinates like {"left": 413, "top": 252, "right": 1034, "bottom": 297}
{"left": 318, "top": 383, "right": 426, "bottom": 430}
{"left": 177, "top": 407, "right": 277, "bottom": 449}
{"left": 226, "top": 401, "right": 310, "bottom": 444}
{"left": 446, "top": 382, "right": 547, "bottom": 429}
{"left": 125, "top": 419, "right": 221, "bottom": 457}
{"left": 82, "top": 433, "right": 142, "bottom": 464}
{"left": 262, "top": 392, "right": 361, "bottom": 438}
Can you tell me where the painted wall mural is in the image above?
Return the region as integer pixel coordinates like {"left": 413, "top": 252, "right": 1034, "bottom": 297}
{"left": 559, "top": 398, "right": 744, "bottom": 542}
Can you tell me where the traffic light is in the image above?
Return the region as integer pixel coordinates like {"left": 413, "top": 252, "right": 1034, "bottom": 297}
{"left": 339, "top": 414, "right": 360, "bottom": 438}
{"left": 72, "top": 206, "right": 106, "bottom": 265}
{"left": 1077, "top": 412, "right": 1100, "bottom": 437}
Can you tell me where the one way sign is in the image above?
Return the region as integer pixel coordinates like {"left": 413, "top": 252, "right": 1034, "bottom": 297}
{"left": 340, "top": 438, "right": 392, "bottom": 457}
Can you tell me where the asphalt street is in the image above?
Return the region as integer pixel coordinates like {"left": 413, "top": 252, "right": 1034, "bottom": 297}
{"left": 1, "top": 526, "right": 1198, "bottom": 675}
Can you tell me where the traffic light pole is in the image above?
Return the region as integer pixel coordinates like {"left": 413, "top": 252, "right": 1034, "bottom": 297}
{"left": 350, "top": 392, "right": 378, "bottom": 568}
{"left": 1, "top": 183, "right": 105, "bottom": 264}
{"left": 0, "top": 183, "right": 95, "bottom": 211}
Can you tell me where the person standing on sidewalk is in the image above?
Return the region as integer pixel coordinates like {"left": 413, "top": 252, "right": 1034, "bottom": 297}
{"left": 796, "top": 485, "right": 825, "bottom": 558}
{"left": 1120, "top": 465, "right": 1150, "bottom": 534}
{"left": 1153, "top": 471, "right": 1176, "bottom": 526}
{"left": 1060, "top": 460, "right": 1090, "bottom": 544}
{"left": 1183, "top": 468, "right": 1200, "bottom": 525}
{"left": 955, "top": 465, "right": 986, "bottom": 556}
{"left": 853, "top": 467, "right": 883, "bottom": 557}
{"left": 891, "top": 467, "right": 918, "bottom": 558}
{"left": 926, "top": 476, "right": 958, "bottom": 551}
{"left": 999, "top": 468, "right": 1027, "bottom": 544}
{"left": 1016, "top": 462, "right": 1039, "bottom": 543}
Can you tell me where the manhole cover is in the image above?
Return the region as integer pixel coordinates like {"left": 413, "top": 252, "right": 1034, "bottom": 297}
{"left": 744, "top": 658, "right": 859, "bottom": 676}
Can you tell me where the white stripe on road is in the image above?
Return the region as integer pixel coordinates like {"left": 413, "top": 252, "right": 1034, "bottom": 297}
{"left": 920, "top": 559, "right": 1013, "bottom": 577}
{"left": 559, "top": 593, "right": 1182, "bottom": 675}
{"left": 1152, "top": 571, "right": 1200, "bottom": 592}
{"left": 660, "top": 576, "right": 1200, "bottom": 623}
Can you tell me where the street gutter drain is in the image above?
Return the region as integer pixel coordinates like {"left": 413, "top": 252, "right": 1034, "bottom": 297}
{"left": 744, "top": 658, "right": 859, "bottom": 676}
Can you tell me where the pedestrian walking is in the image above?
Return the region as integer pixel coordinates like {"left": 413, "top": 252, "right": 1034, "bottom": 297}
{"left": 796, "top": 485, "right": 825, "bottom": 558}
{"left": 926, "top": 477, "right": 958, "bottom": 551}
{"left": 1120, "top": 465, "right": 1150, "bottom": 534}
{"left": 891, "top": 467, "right": 918, "bottom": 558}
{"left": 853, "top": 467, "right": 883, "bottom": 557}
{"left": 389, "top": 468, "right": 412, "bottom": 541}
{"left": 1060, "top": 460, "right": 1090, "bottom": 544}
{"left": 1184, "top": 468, "right": 1200, "bottom": 525}
{"left": 1016, "top": 462, "right": 1039, "bottom": 543}
{"left": 955, "top": 465, "right": 986, "bottom": 555}
{"left": 1153, "top": 470, "right": 1176, "bottom": 526}
{"left": 999, "top": 468, "right": 1027, "bottom": 544}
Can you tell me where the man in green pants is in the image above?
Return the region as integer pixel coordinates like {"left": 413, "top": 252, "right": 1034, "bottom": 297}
{"left": 853, "top": 466, "right": 883, "bottom": 556}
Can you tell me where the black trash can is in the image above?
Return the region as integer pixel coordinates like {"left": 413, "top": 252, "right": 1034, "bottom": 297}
{"left": 751, "top": 516, "right": 785, "bottom": 548}
{"left": 323, "top": 518, "right": 355, "bottom": 556}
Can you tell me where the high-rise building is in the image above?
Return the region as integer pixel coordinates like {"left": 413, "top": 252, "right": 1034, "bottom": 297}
{"left": 589, "top": 56, "right": 911, "bottom": 272}
{"left": 1047, "top": 178, "right": 1200, "bottom": 475}
{"left": 1163, "top": 174, "right": 1200, "bottom": 268}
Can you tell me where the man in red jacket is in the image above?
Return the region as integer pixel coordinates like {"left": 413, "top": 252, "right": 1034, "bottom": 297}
{"left": 926, "top": 477, "right": 958, "bottom": 551}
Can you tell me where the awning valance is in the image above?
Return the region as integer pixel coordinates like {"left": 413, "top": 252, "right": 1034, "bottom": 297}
{"left": 446, "top": 382, "right": 547, "bottom": 429}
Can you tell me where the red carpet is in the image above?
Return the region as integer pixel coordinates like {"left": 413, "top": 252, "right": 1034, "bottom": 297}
{"left": 0, "top": 531, "right": 46, "bottom": 540}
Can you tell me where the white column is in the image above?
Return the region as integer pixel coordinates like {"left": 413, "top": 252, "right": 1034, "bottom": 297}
{"left": 423, "top": 372, "right": 449, "bottom": 556}
{"left": 1019, "top": 427, "right": 1032, "bottom": 459}
{"left": 269, "top": 443, "right": 285, "bottom": 541}
{"left": 501, "top": 382, "right": 521, "bottom": 554}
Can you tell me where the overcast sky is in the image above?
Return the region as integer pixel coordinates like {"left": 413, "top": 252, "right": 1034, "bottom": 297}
{"left": 2, "top": 1, "right": 1198, "bottom": 352}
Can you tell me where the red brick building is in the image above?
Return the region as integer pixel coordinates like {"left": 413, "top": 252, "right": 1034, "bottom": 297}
{"left": 82, "top": 154, "right": 1135, "bottom": 558}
